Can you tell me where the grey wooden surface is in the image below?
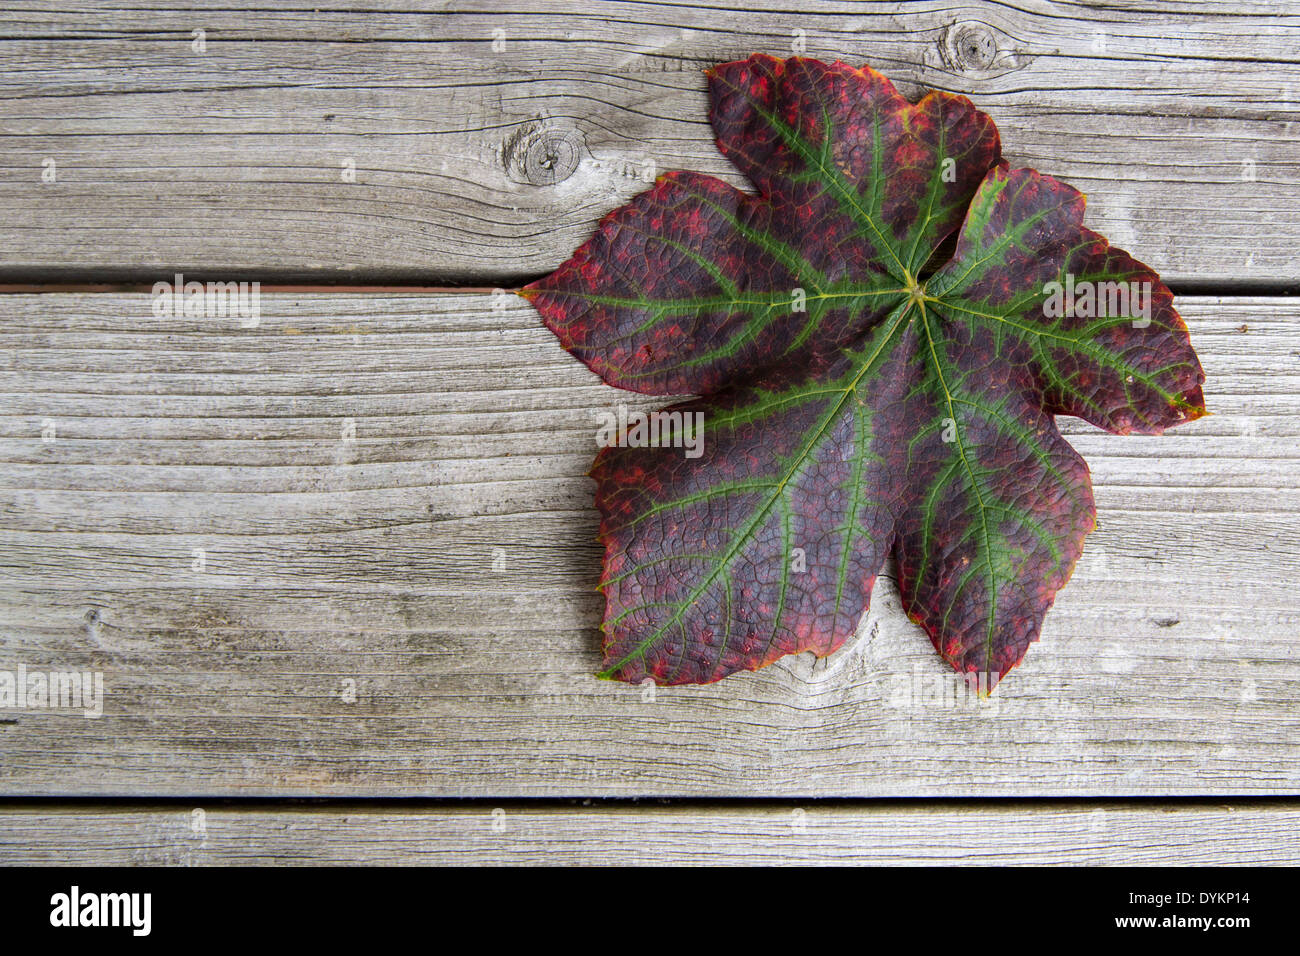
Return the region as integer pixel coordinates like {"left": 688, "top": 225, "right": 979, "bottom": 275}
{"left": 1, "top": 803, "right": 1295, "bottom": 865}
{"left": 0, "top": 1, "right": 1295, "bottom": 284}
{"left": 1, "top": 293, "right": 1296, "bottom": 802}
{"left": 0, "top": 0, "right": 1297, "bottom": 863}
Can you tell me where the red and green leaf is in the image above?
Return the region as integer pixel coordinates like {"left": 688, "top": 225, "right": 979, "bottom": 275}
{"left": 521, "top": 55, "right": 1206, "bottom": 690}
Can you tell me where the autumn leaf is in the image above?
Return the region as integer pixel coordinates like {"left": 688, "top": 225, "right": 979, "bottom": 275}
{"left": 520, "top": 55, "right": 1206, "bottom": 690}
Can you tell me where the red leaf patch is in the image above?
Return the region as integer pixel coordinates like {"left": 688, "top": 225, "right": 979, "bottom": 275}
{"left": 521, "top": 55, "right": 1206, "bottom": 690}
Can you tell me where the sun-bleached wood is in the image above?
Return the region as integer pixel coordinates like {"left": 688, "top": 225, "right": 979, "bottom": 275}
{"left": 1, "top": 802, "right": 1295, "bottom": 865}
{"left": 0, "top": 292, "right": 1295, "bottom": 797}
{"left": 0, "top": 1, "right": 1296, "bottom": 283}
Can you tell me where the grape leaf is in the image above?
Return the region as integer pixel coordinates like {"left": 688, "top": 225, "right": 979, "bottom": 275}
{"left": 520, "top": 55, "right": 1206, "bottom": 690}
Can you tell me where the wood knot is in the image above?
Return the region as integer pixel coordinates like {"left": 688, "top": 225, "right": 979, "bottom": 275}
{"left": 941, "top": 22, "right": 1001, "bottom": 74}
{"left": 503, "top": 123, "right": 585, "bottom": 186}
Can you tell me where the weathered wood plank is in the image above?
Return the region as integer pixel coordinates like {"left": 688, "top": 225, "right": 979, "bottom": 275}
{"left": 0, "top": 2, "right": 1296, "bottom": 283}
{"left": 1, "top": 802, "right": 1295, "bottom": 865}
{"left": 0, "top": 292, "right": 1297, "bottom": 797}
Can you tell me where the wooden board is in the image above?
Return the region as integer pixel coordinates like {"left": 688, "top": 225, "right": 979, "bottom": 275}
{"left": 1, "top": 802, "right": 1296, "bottom": 865}
{"left": 1, "top": 3, "right": 1297, "bottom": 864}
{"left": 1, "top": 292, "right": 1296, "bottom": 798}
{"left": 0, "top": 1, "right": 1296, "bottom": 284}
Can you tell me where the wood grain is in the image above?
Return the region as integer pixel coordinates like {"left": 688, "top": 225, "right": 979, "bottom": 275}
{"left": 1, "top": 801, "right": 1295, "bottom": 865}
{"left": 0, "top": 1, "right": 1296, "bottom": 283}
{"left": 0, "top": 292, "right": 1296, "bottom": 798}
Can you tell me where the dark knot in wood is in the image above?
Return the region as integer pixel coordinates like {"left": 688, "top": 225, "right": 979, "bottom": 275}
{"left": 504, "top": 123, "right": 585, "bottom": 186}
{"left": 943, "top": 22, "right": 998, "bottom": 73}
